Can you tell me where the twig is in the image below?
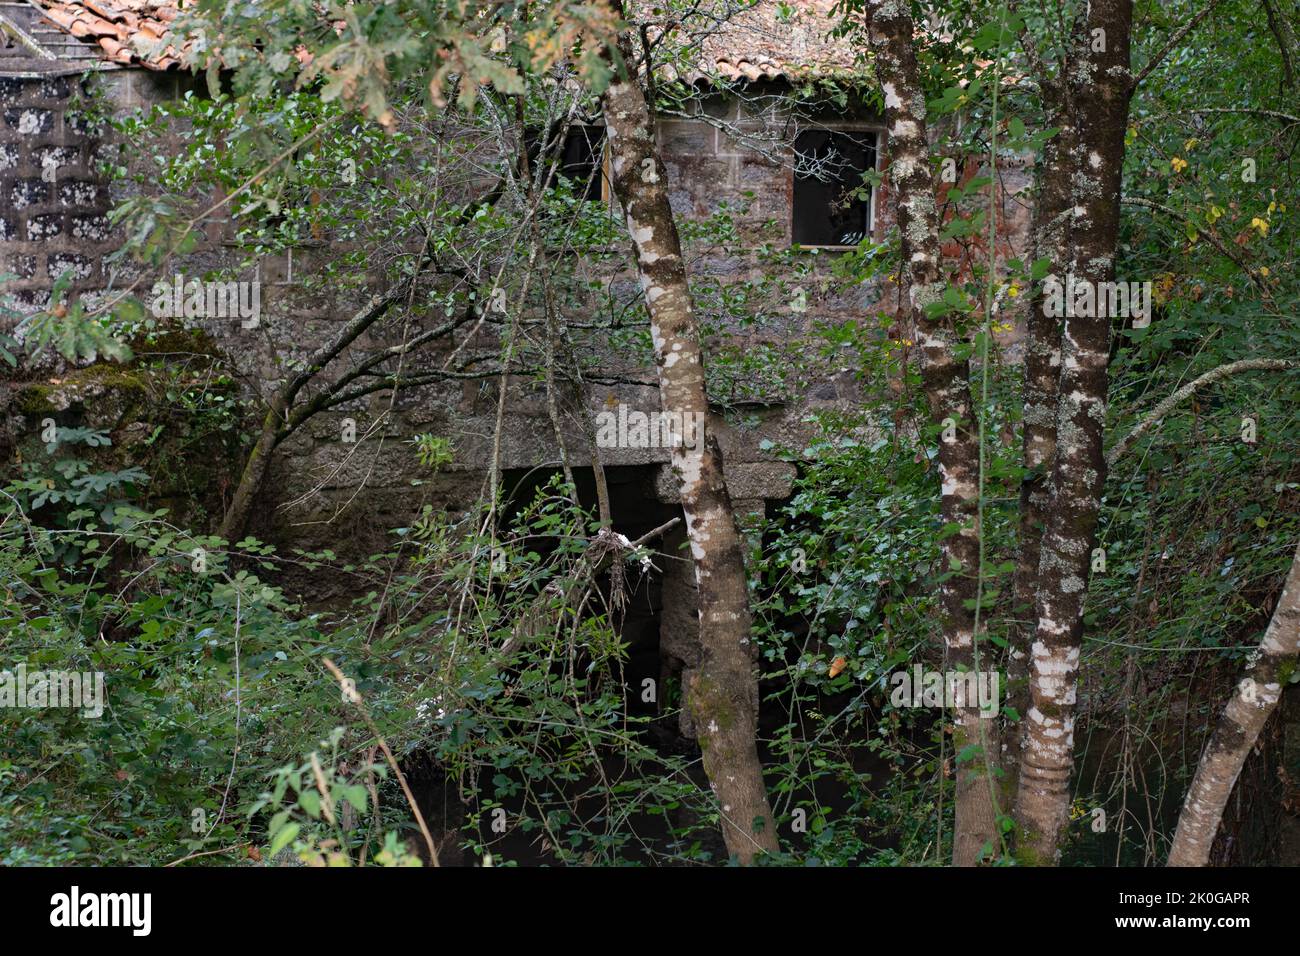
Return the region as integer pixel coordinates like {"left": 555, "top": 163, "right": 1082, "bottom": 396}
{"left": 630, "top": 516, "right": 681, "bottom": 547}
{"left": 1122, "top": 196, "right": 1278, "bottom": 309}
{"left": 322, "top": 658, "right": 440, "bottom": 866}
{"left": 164, "top": 843, "right": 249, "bottom": 867}
{"left": 1131, "top": 0, "right": 1224, "bottom": 89}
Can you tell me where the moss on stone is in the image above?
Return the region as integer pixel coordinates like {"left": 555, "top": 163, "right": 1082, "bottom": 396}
{"left": 15, "top": 363, "right": 148, "bottom": 414}
{"left": 130, "top": 325, "right": 223, "bottom": 358}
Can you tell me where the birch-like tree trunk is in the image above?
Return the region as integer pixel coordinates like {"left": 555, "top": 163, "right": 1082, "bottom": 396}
{"left": 1167, "top": 539, "right": 1300, "bottom": 866}
{"left": 599, "top": 28, "right": 779, "bottom": 864}
{"left": 1004, "top": 77, "right": 1075, "bottom": 792}
{"left": 1013, "top": 0, "right": 1134, "bottom": 863}
{"left": 864, "top": 0, "right": 1001, "bottom": 866}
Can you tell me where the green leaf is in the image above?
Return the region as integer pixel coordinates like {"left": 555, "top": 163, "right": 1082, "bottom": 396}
{"left": 269, "top": 822, "right": 300, "bottom": 856}
{"left": 342, "top": 785, "right": 368, "bottom": 813}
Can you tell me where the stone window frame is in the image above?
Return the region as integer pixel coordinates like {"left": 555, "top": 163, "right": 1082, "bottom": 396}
{"left": 788, "top": 120, "right": 885, "bottom": 251}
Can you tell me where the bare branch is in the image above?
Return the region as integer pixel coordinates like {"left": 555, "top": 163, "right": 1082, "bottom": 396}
{"left": 1107, "top": 358, "right": 1298, "bottom": 466}
{"left": 1168, "top": 536, "right": 1300, "bottom": 866}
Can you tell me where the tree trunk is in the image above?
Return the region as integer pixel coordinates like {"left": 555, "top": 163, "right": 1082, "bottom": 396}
{"left": 1013, "top": 0, "right": 1134, "bottom": 864}
{"left": 217, "top": 286, "right": 408, "bottom": 543}
{"left": 1168, "top": 539, "right": 1300, "bottom": 866}
{"left": 864, "top": 0, "right": 1001, "bottom": 866}
{"left": 599, "top": 29, "right": 778, "bottom": 863}
{"left": 219, "top": 396, "right": 288, "bottom": 542}
{"left": 1004, "top": 78, "right": 1075, "bottom": 794}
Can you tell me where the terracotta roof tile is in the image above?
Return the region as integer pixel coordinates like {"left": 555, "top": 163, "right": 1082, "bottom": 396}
{"left": 649, "top": 1, "right": 864, "bottom": 84}
{"left": 32, "top": 0, "right": 189, "bottom": 68}
{"left": 29, "top": 0, "right": 865, "bottom": 78}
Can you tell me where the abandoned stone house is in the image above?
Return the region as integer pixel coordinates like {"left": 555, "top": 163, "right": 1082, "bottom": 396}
{"left": 4, "top": 2, "right": 1295, "bottom": 867}
{"left": 0, "top": 0, "right": 1031, "bottom": 578}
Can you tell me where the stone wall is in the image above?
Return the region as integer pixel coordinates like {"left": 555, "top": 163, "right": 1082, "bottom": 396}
{"left": 0, "top": 67, "right": 115, "bottom": 311}
{"left": 1, "top": 63, "right": 1034, "bottom": 569}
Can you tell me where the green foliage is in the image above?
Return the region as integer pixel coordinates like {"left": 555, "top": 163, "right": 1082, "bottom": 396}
{"left": 7, "top": 0, "right": 1298, "bottom": 869}
{"left": 0, "top": 456, "right": 712, "bottom": 865}
{"left": 10, "top": 270, "right": 132, "bottom": 364}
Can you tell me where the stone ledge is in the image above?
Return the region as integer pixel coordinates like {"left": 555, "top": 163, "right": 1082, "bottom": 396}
{"left": 648, "top": 460, "right": 796, "bottom": 504}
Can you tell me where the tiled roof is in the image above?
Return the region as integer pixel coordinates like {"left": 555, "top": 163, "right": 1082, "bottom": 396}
{"left": 31, "top": 0, "right": 185, "bottom": 69}
{"left": 18, "top": 0, "right": 864, "bottom": 79}
{"left": 655, "top": 1, "right": 864, "bottom": 84}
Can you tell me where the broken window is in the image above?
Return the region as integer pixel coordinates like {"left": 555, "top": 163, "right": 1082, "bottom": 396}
{"left": 792, "top": 129, "right": 877, "bottom": 247}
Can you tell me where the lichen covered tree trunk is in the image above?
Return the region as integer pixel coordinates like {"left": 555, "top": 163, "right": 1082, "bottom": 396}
{"left": 1168, "top": 539, "right": 1300, "bottom": 866}
{"left": 599, "top": 30, "right": 778, "bottom": 863}
{"left": 1005, "top": 79, "right": 1075, "bottom": 792}
{"left": 1014, "top": 0, "right": 1134, "bottom": 863}
{"left": 865, "top": 0, "right": 1001, "bottom": 866}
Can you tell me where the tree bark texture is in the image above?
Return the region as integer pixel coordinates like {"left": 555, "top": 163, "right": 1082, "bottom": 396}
{"left": 1168, "top": 539, "right": 1300, "bottom": 866}
{"left": 1014, "top": 0, "right": 1134, "bottom": 864}
{"left": 599, "top": 26, "right": 779, "bottom": 863}
{"left": 864, "top": 0, "right": 1001, "bottom": 866}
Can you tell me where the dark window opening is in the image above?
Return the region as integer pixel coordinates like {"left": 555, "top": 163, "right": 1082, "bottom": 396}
{"left": 526, "top": 125, "right": 608, "bottom": 201}
{"left": 792, "top": 129, "right": 876, "bottom": 247}
{"left": 558, "top": 125, "right": 606, "bottom": 201}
